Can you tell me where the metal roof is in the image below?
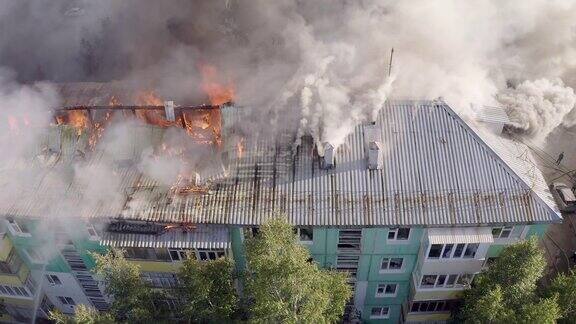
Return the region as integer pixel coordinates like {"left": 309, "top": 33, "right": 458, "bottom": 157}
{"left": 0, "top": 100, "right": 561, "bottom": 227}
{"left": 99, "top": 225, "right": 230, "bottom": 249}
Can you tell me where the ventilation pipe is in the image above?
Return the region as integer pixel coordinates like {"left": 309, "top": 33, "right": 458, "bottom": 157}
{"left": 164, "top": 101, "right": 175, "bottom": 122}
{"left": 321, "top": 142, "right": 335, "bottom": 169}
{"left": 368, "top": 141, "right": 383, "bottom": 170}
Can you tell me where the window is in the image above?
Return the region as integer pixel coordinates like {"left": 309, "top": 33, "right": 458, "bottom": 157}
{"left": 420, "top": 274, "right": 474, "bottom": 289}
{"left": 421, "top": 275, "right": 437, "bottom": 288}
{"left": 294, "top": 227, "right": 313, "bottom": 243}
{"left": 57, "top": 296, "right": 76, "bottom": 306}
{"left": 428, "top": 243, "right": 479, "bottom": 259}
{"left": 380, "top": 257, "right": 403, "bottom": 271}
{"left": 124, "top": 248, "right": 171, "bottom": 261}
{"left": 436, "top": 275, "right": 447, "bottom": 287}
{"left": 453, "top": 243, "right": 465, "bottom": 257}
{"left": 442, "top": 244, "right": 454, "bottom": 258}
{"left": 456, "top": 274, "right": 474, "bottom": 287}
{"left": 197, "top": 249, "right": 226, "bottom": 261}
{"left": 388, "top": 228, "right": 410, "bottom": 240}
{"left": 86, "top": 223, "right": 99, "bottom": 239}
{"left": 46, "top": 274, "right": 62, "bottom": 285}
{"left": 463, "top": 243, "right": 479, "bottom": 258}
{"left": 410, "top": 300, "right": 457, "bottom": 313}
{"left": 141, "top": 272, "right": 179, "bottom": 288}
{"left": 445, "top": 274, "right": 458, "bottom": 287}
{"left": 492, "top": 226, "right": 514, "bottom": 239}
{"left": 375, "top": 283, "right": 398, "bottom": 297}
{"left": 169, "top": 249, "right": 188, "bottom": 261}
{"left": 370, "top": 306, "right": 390, "bottom": 319}
{"left": 428, "top": 244, "right": 443, "bottom": 258}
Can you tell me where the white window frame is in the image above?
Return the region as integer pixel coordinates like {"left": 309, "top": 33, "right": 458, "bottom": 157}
{"left": 295, "top": 227, "right": 314, "bottom": 244}
{"left": 492, "top": 226, "right": 514, "bottom": 239}
{"left": 370, "top": 306, "right": 390, "bottom": 319}
{"left": 379, "top": 257, "right": 404, "bottom": 273}
{"left": 419, "top": 273, "right": 475, "bottom": 289}
{"left": 57, "top": 296, "right": 75, "bottom": 306}
{"left": 45, "top": 274, "right": 62, "bottom": 285}
{"left": 168, "top": 249, "right": 189, "bottom": 262}
{"left": 375, "top": 283, "right": 398, "bottom": 297}
{"left": 427, "top": 243, "right": 479, "bottom": 259}
{"left": 387, "top": 228, "right": 411, "bottom": 242}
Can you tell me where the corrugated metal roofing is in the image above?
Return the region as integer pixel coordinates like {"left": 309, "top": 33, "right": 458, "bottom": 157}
{"left": 99, "top": 225, "right": 230, "bottom": 249}
{"left": 0, "top": 100, "right": 561, "bottom": 227}
{"left": 428, "top": 227, "right": 494, "bottom": 244}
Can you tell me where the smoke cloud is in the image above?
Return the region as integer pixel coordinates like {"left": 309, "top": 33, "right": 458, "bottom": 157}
{"left": 498, "top": 78, "right": 576, "bottom": 143}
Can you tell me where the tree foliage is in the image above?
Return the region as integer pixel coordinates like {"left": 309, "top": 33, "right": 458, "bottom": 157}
{"left": 92, "top": 249, "right": 169, "bottom": 323}
{"left": 459, "top": 237, "right": 560, "bottom": 323}
{"left": 547, "top": 270, "right": 576, "bottom": 323}
{"left": 244, "top": 218, "right": 352, "bottom": 323}
{"left": 178, "top": 257, "right": 239, "bottom": 323}
{"left": 49, "top": 304, "right": 115, "bottom": 324}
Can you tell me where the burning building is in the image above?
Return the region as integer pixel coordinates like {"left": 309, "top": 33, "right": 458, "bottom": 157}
{"left": 0, "top": 87, "right": 561, "bottom": 323}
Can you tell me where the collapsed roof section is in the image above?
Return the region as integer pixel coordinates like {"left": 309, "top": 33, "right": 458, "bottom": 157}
{"left": 0, "top": 97, "right": 561, "bottom": 227}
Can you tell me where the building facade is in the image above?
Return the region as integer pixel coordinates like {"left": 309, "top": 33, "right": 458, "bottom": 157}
{"left": 0, "top": 95, "right": 561, "bottom": 323}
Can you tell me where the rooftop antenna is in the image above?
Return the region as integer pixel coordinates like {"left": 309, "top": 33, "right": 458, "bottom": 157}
{"left": 388, "top": 48, "right": 394, "bottom": 77}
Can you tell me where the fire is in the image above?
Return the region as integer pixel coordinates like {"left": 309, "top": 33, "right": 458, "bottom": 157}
{"left": 199, "top": 64, "right": 235, "bottom": 105}
{"left": 182, "top": 109, "right": 222, "bottom": 146}
{"left": 55, "top": 110, "right": 90, "bottom": 136}
{"left": 135, "top": 90, "right": 174, "bottom": 127}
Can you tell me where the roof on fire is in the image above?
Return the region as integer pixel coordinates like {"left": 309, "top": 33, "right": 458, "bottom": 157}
{"left": 0, "top": 99, "right": 561, "bottom": 227}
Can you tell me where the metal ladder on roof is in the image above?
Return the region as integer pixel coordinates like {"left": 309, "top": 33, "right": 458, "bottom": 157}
{"left": 61, "top": 249, "right": 110, "bottom": 312}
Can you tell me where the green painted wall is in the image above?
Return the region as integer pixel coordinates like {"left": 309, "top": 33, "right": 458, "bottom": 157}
{"left": 230, "top": 227, "right": 246, "bottom": 273}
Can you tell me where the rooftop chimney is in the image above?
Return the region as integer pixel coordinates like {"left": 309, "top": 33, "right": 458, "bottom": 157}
{"left": 321, "top": 142, "right": 335, "bottom": 169}
{"left": 164, "top": 101, "right": 175, "bottom": 122}
{"left": 368, "top": 141, "right": 383, "bottom": 170}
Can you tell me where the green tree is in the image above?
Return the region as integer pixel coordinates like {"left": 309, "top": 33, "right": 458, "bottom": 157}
{"left": 244, "top": 217, "right": 352, "bottom": 323}
{"left": 547, "top": 270, "right": 576, "bottom": 323}
{"left": 178, "top": 257, "right": 239, "bottom": 323}
{"left": 92, "top": 249, "right": 169, "bottom": 323}
{"left": 458, "top": 237, "right": 560, "bottom": 323}
{"left": 49, "top": 304, "right": 116, "bottom": 324}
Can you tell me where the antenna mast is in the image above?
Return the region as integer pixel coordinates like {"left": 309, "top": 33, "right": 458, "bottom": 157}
{"left": 388, "top": 48, "right": 394, "bottom": 77}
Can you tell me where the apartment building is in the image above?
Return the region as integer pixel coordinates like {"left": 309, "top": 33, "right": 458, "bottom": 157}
{"left": 0, "top": 94, "right": 560, "bottom": 323}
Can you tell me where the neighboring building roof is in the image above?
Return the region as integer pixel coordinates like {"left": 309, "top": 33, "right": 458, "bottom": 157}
{"left": 0, "top": 99, "right": 561, "bottom": 227}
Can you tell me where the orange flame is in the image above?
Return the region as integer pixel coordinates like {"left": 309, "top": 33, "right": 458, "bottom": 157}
{"left": 55, "top": 110, "right": 90, "bottom": 136}
{"left": 199, "top": 64, "right": 235, "bottom": 105}
{"left": 134, "top": 90, "right": 174, "bottom": 127}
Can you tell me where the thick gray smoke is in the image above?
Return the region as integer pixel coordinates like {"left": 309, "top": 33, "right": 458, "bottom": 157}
{"left": 498, "top": 79, "right": 576, "bottom": 143}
